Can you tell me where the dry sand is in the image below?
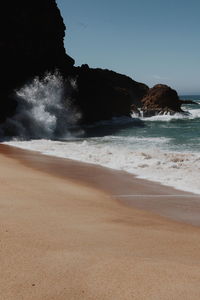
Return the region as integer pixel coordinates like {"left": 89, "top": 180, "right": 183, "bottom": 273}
{"left": 1, "top": 144, "right": 200, "bottom": 299}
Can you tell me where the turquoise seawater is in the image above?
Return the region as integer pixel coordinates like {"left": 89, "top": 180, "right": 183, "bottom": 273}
{"left": 84, "top": 95, "right": 200, "bottom": 153}
{"left": 4, "top": 95, "right": 200, "bottom": 194}
{"left": 131, "top": 95, "right": 200, "bottom": 152}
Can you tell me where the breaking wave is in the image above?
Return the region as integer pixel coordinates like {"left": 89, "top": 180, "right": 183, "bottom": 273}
{"left": 0, "top": 72, "right": 82, "bottom": 139}
{"left": 131, "top": 108, "right": 200, "bottom": 122}
{"left": 139, "top": 109, "right": 200, "bottom": 122}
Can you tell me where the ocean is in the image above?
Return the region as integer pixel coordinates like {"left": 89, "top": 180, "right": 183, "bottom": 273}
{"left": 2, "top": 75, "right": 200, "bottom": 194}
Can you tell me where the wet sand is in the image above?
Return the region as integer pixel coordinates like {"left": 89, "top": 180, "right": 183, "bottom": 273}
{"left": 2, "top": 144, "right": 200, "bottom": 226}
{"left": 1, "top": 144, "right": 200, "bottom": 299}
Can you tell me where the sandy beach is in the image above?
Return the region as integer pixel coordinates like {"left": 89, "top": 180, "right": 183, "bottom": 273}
{"left": 1, "top": 144, "right": 200, "bottom": 300}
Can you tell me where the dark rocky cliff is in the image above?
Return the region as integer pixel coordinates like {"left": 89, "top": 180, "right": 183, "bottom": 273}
{"left": 0, "top": 0, "right": 188, "bottom": 129}
{"left": 0, "top": 0, "right": 149, "bottom": 126}
{"left": 1, "top": 0, "right": 74, "bottom": 84}
{"left": 0, "top": 0, "right": 74, "bottom": 122}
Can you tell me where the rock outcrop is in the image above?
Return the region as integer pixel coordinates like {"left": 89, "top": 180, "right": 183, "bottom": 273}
{"left": 75, "top": 65, "right": 148, "bottom": 123}
{"left": 140, "top": 84, "right": 192, "bottom": 117}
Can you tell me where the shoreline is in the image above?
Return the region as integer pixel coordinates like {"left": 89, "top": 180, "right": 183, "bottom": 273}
{"left": 1, "top": 144, "right": 200, "bottom": 299}
{"left": 1, "top": 143, "right": 200, "bottom": 226}
{"left": 4, "top": 138, "right": 200, "bottom": 196}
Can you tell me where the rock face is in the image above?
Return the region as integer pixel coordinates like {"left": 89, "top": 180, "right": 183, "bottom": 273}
{"left": 1, "top": 0, "right": 74, "bottom": 83}
{"left": 0, "top": 1, "right": 191, "bottom": 129}
{"left": 0, "top": 0, "right": 74, "bottom": 122}
{"left": 140, "top": 84, "right": 184, "bottom": 117}
{"left": 75, "top": 65, "right": 148, "bottom": 123}
{"left": 0, "top": 0, "right": 149, "bottom": 126}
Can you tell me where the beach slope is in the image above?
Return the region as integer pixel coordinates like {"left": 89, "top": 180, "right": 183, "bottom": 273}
{"left": 1, "top": 145, "right": 200, "bottom": 299}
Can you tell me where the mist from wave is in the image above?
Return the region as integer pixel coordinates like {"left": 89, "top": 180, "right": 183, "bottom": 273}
{"left": 0, "top": 72, "right": 83, "bottom": 139}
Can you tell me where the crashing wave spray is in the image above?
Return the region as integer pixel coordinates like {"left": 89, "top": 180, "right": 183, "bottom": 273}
{"left": 0, "top": 72, "right": 82, "bottom": 139}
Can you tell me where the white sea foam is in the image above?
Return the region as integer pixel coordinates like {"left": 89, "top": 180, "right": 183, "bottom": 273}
{"left": 4, "top": 138, "right": 200, "bottom": 195}
{"left": 136, "top": 109, "right": 200, "bottom": 122}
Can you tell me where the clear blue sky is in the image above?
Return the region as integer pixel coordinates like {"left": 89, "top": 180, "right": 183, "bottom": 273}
{"left": 57, "top": 0, "right": 200, "bottom": 95}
